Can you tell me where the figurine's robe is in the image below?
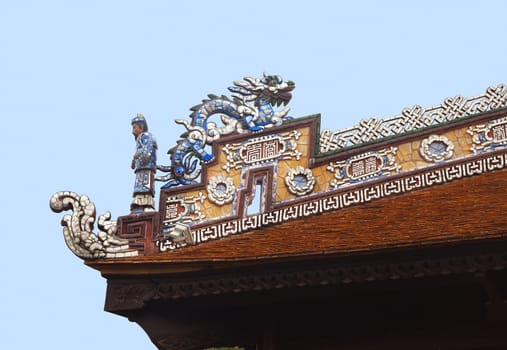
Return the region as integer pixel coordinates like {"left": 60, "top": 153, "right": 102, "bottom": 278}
{"left": 133, "top": 131, "right": 157, "bottom": 195}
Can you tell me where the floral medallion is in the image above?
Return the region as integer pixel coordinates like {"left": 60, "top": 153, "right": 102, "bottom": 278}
{"left": 207, "top": 175, "right": 236, "bottom": 205}
{"left": 419, "top": 135, "right": 454, "bottom": 162}
{"left": 285, "top": 166, "right": 316, "bottom": 196}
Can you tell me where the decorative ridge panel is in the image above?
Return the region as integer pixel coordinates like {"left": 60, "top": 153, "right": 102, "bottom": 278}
{"left": 319, "top": 84, "right": 507, "bottom": 152}
{"left": 157, "top": 149, "right": 507, "bottom": 251}
{"left": 50, "top": 75, "right": 507, "bottom": 260}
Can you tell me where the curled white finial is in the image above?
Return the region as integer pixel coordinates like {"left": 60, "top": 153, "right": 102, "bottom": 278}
{"left": 50, "top": 191, "right": 138, "bottom": 259}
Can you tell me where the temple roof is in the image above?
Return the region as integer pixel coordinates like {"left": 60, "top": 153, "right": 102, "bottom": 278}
{"left": 51, "top": 78, "right": 507, "bottom": 280}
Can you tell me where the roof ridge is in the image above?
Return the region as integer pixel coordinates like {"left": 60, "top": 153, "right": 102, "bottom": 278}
{"left": 320, "top": 84, "right": 507, "bottom": 152}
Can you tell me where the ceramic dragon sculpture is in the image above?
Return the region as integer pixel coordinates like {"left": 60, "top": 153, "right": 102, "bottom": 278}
{"left": 156, "top": 73, "right": 295, "bottom": 188}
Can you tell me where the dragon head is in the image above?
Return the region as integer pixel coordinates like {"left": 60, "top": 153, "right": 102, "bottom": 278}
{"left": 229, "top": 72, "right": 295, "bottom": 107}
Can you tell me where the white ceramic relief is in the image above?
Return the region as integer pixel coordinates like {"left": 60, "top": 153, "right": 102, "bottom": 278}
{"left": 419, "top": 135, "right": 454, "bottom": 162}
{"left": 207, "top": 175, "right": 236, "bottom": 205}
{"left": 285, "top": 166, "right": 316, "bottom": 196}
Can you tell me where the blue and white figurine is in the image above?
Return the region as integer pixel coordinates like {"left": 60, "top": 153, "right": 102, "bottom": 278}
{"left": 131, "top": 113, "right": 158, "bottom": 212}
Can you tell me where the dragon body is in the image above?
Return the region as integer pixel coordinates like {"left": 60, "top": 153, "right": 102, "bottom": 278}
{"left": 157, "top": 73, "right": 295, "bottom": 188}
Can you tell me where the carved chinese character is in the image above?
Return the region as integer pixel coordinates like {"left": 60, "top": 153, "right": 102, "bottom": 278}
{"left": 365, "top": 156, "right": 378, "bottom": 174}
{"left": 493, "top": 125, "right": 506, "bottom": 141}
{"left": 351, "top": 160, "right": 365, "bottom": 178}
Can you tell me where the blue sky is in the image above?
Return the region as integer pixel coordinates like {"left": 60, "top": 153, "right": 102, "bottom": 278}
{"left": 2, "top": 0, "right": 506, "bottom": 348}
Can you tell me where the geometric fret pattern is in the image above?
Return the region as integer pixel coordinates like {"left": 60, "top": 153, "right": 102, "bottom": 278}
{"left": 320, "top": 84, "right": 507, "bottom": 152}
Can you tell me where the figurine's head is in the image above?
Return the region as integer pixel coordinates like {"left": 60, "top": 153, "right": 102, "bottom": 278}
{"left": 132, "top": 113, "right": 149, "bottom": 137}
